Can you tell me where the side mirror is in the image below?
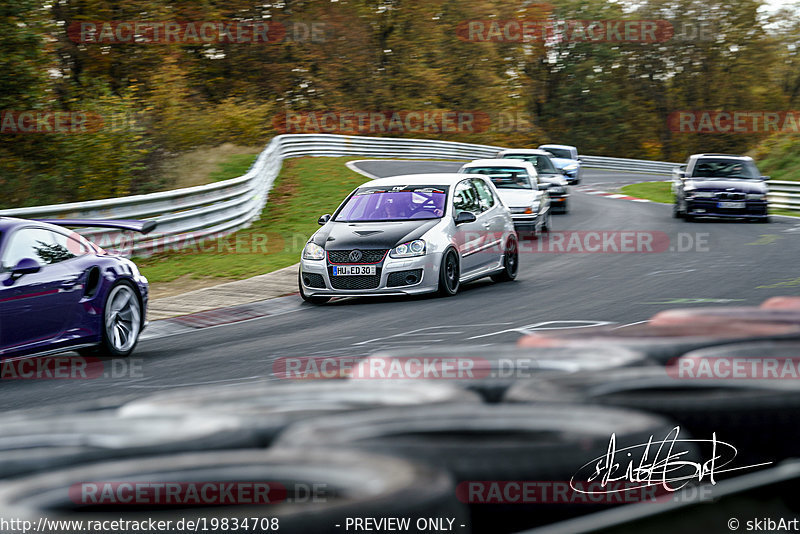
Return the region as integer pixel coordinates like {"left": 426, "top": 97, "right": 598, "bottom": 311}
{"left": 318, "top": 214, "right": 331, "bottom": 225}
{"left": 454, "top": 211, "right": 477, "bottom": 225}
{"left": 675, "top": 170, "right": 686, "bottom": 180}
{"left": 761, "top": 176, "right": 770, "bottom": 181}
{"left": 538, "top": 183, "right": 551, "bottom": 191}
{"left": 11, "top": 258, "right": 41, "bottom": 276}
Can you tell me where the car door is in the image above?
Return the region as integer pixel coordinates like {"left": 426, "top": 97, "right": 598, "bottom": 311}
{"left": 471, "top": 177, "right": 507, "bottom": 268}
{"left": 451, "top": 179, "right": 485, "bottom": 275}
{"left": 0, "top": 227, "right": 80, "bottom": 353}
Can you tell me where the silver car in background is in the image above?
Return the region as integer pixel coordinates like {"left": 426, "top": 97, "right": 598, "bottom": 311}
{"left": 299, "top": 173, "right": 519, "bottom": 304}
{"left": 538, "top": 144, "right": 582, "bottom": 184}
{"left": 459, "top": 159, "right": 552, "bottom": 238}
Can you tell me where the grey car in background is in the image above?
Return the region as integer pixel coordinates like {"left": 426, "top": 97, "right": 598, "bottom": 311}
{"left": 496, "top": 149, "right": 571, "bottom": 213}
{"left": 299, "top": 173, "right": 519, "bottom": 304}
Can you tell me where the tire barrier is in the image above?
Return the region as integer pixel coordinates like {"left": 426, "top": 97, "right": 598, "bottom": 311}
{"left": 517, "top": 320, "right": 800, "bottom": 363}
{"left": 515, "top": 460, "right": 800, "bottom": 534}
{"left": 346, "top": 344, "right": 651, "bottom": 402}
{"left": 0, "top": 449, "right": 469, "bottom": 534}
{"left": 0, "top": 413, "right": 261, "bottom": 480}
{"left": 504, "top": 366, "right": 800, "bottom": 464}
{"left": 649, "top": 306, "right": 800, "bottom": 327}
{"left": 274, "top": 403, "right": 684, "bottom": 533}
{"left": 118, "top": 381, "right": 481, "bottom": 445}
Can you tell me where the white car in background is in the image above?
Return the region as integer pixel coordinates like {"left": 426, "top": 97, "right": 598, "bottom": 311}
{"left": 458, "top": 159, "right": 551, "bottom": 238}
{"left": 496, "top": 148, "right": 571, "bottom": 213}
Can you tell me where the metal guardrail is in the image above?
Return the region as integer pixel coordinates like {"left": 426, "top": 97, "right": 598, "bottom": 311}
{"left": 766, "top": 180, "right": 800, "bottom": 210}
{"left": 0, "top": 135, "right": 796, "bottom": 256}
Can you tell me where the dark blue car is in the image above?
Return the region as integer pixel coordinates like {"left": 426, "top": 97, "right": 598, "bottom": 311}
{"left": 672, "top": 154, "right": 770, "bottom": 222}
{"left": 0, "top": 217, "right": 153, "bottom": 359}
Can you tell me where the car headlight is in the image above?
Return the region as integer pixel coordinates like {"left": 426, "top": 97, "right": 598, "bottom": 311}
{"left": 390, "top": 239, "right": 426, "bottom": 258}
{"left": 746, "top": 193, "right": 766, "bottom": 200}
{"left": 562, "top": 163, "right": 579, "bottom": 172}
{"left": 302, "top": 242, "right": 326, "bottom": 260}
{"left": 686, "top": 190, "right": 713, "bottom": 199}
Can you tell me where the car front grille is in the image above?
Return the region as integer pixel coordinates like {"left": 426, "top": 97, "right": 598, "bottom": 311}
{"left": 327, "top": 249, "right": 389, "bottom": 264}
{"left": 328, "top": 268, "right": 382, "bottom": 290}
{"left": 301, "top": 273, "right": 326, "bottom": 288}
{"left": 387, "top": 269, "right": 423, "bottom": 287}
{"left": 714, "top": 192, "right": 746, "bottom": 201}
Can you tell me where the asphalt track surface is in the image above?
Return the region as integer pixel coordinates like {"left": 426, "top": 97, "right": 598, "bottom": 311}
{"left": 2, "top": 162, "right": 799, "bottom": 411}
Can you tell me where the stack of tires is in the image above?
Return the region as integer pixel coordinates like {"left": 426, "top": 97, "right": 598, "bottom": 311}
{"left": 1, "top": 298, "right": 799, "bottom": 533}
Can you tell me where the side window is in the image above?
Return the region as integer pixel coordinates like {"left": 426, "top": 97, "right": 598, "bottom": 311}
{"left": 472, "top": 179, "right": 496, "bottom": 211}
{"left": 0, "top": 228, "right": 81, "bottom": 271}
{"left": 453, "top": 180, "right": 480, "bottom": 217}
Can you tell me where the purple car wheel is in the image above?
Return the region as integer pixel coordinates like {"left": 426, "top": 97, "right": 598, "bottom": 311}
{"left": 102, "top": 281, "right": 142, "bottom": 357}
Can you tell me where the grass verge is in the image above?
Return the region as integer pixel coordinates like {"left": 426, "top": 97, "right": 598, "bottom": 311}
{"left": 620, "top": 181, "right": 672, "bottom": 203}
{"left": 208, "top": 153, "right": 260, "bottom": 182}
{"left": 136, "top": 156, "right": 368, "bottom": 285}
{"left": 620, "top": 181, "right": 799, "bottom": 217}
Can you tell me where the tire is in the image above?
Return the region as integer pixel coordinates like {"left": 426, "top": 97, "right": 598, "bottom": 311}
{"left": 756, "top": 216, "right": 771, "bottom": 223}
{"left": 673, "top": 200, "right": 684, "bottom": 219}
{"left": 490, "top": 237, "right": 518, "bottom": 283}
{"left": 275, "top": 403, "right": 683, "bottom": 532}
{"left": 82, "top": 280, "right": 142, "bottom": 358}
{"left": 517, "top": 321, "right": 800, "bottom": 364}
{"left": 505, "top": 365, "right": 800, "bottom": 465}
{"left": 298, "top": 272, "right": 331, "bottom": 305}
{"left": 543, "top": 210, "right": 553, "bottom": 230}
{"left": 684, "top": 213, "right": 694, "bottom": 222}
{"left": 437, "top": 248, "right": 460, "bottom": 297}
{"left": 119, "top": 380, "right": 480, "bottom": 445}
{"left": 352, "top": 344, "right": 650, "bottom": 402}
{"left": 650, "top": 306, "right": 800, "bottom": 327}
{"left": 0, "top": 413, "right": 261, "bottom": 480}
{"left": 0, "top": 450, "right": 468, "bottom": 534}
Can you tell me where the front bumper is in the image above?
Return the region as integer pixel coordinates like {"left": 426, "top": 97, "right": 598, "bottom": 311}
{"left": 300, "top": 252, "right": 443, "bottom": 297}
{"left": 510, "top": 213, "right": 542, "bottom": 231}
{"left": 686, "top": 199, "right": 768, "bottom": 218}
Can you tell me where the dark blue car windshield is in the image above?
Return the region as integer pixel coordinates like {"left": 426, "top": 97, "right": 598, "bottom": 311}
{"left": 335, "top": 186, "right": 448, "bottom": 222}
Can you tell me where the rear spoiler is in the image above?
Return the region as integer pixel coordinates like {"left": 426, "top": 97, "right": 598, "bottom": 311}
{"left": 36, "top": 219, "right": 157, "bottom": 235}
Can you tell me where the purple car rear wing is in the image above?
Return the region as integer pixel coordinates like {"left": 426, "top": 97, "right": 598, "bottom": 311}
{"left": 35, "top": 218, "right": 157, "bottom": 235}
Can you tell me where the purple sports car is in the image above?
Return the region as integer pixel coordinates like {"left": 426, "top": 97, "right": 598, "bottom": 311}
{"left": 0, "top": 217, "right": 154, "bottom": 359}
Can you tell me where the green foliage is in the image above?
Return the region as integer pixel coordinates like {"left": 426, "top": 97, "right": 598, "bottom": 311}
{"left": 751, "top": 133, "right": 800, "bottom": 182}
{"left": 1, "top": 0, "right": 799, "bottom": 208}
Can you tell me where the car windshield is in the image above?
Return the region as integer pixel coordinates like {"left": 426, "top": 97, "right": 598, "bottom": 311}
{"left": 334, "top": 186, "right": 448, "bottom": 222}
{"left": 542, "top": 148, "right": 572, "bottom": 159}
{"left": 691, "top": 159, "right": 761, "bottom": 179}
{"left": 503, "top": 154, "right": 558, "bottom": 173}
{"left": 463, "top": 167, "right": 532, "bottom": 189}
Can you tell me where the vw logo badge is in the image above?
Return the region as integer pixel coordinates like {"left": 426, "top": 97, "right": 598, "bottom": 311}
{"left": 349, "top": 250, "right": 363, "bottom": 262}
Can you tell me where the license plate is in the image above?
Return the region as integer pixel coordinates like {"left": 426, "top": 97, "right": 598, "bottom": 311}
{"left": 332, "top": 265, "right": 376, "bottom": 276}
{"left": 718, "top": 201, "right": 745, "bottom": 209}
